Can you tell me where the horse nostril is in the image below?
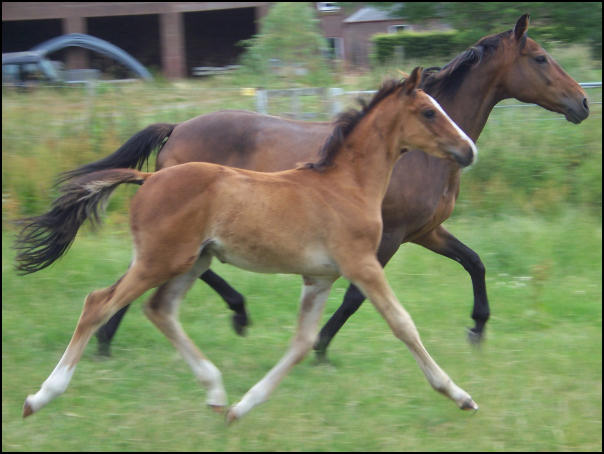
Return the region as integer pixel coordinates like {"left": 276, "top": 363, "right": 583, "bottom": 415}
{"left": 583, "top": 98, "right": 589, "bottom": 111}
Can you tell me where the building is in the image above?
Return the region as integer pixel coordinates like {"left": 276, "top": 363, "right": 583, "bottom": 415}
{"left": 2, "top": 2, "right": 270, "bottom": 79}
{"left": 2, "top": 2, "right": 441, "bottom": 79}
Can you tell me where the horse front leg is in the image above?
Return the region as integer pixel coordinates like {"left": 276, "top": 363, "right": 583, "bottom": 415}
{"left": 199, "top": 269, "right": 249, "bottom": 336}
{"left": 341, "top": 256, "right": 478, "bottom": 411}
{"left": 226, "top": 276, "right": 334, "bottom": 423}
{"left": 414, "top": 225, "right": 489, "bottom": 343}
{"left": 95, "top": 305, "right": 131, "bottom": 356}
{"left": 314, "top": 231, "right": 401, "bottom": 360}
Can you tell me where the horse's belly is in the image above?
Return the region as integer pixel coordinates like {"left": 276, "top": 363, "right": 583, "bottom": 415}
{"left": 207, "top": 239, "right": 339, "bottom": 277}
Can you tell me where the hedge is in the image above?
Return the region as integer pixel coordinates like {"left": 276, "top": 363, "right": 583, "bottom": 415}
{"left": 371, "top": 30, "right": 467, "bottom": 65}
{"left": 370, "top": 27, "right": 599, "bottom": 65}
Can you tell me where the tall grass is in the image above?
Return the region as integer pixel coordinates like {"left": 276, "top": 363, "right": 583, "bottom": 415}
{"left": 2, "top": 45, "right": 601, "bottom": 223}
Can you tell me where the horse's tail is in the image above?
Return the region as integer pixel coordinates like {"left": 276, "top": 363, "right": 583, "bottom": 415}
{"left": 56, "top": 123, "right": 175, "bottom": 184}
{"left": 15, "top": 168, "right": 152, "bottom": 275}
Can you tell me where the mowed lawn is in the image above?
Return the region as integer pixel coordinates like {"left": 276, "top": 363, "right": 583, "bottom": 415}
{"left": 2, "top": 211, "right": 601, "bottom": 451}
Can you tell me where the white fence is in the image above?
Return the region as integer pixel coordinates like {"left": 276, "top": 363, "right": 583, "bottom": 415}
{"left": 255, "top": 82, "right": 602, "bottom": 119}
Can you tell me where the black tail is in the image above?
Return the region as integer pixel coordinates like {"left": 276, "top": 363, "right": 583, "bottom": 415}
{"left": 15, "top": 169, "right": 148, "bottom": 275}
{"left": 56, "top": 123, "right": 175, "bottom": 184}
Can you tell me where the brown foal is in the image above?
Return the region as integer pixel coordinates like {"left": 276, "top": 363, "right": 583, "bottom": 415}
{"left": 21, "top": 68, "right": 478, "bottom": 422}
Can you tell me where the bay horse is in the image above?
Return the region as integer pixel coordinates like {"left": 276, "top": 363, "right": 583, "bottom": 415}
{"left": 19, "top": 68, "right": 479, "bottom": 420}
{"left": 18, "top": 15, "right": 589, "bottom": 359}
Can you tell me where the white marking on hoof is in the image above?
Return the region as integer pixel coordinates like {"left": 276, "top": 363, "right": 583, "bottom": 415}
{"left": 24, "top": 363, "right": 75, "bottom": 416}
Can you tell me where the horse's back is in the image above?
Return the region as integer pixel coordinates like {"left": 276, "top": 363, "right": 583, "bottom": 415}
{"left": 157, "top": 110, "right": 331, "bottom": 172}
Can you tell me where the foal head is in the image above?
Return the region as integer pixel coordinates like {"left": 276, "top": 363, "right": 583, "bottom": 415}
{"left": 394, "top": 67, "right": 477, "bottom": 168}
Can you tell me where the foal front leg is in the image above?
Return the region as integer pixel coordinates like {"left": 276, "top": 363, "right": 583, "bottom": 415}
{"left": 343, "top": 257, "right": 478, "bottom": 411}
{"left": 314, "top": 230, "right": 402, "bottom": 359}
{"left": 23, "top": 269, "right": 153, "bottom": 417}
{"left": 226, "top": 276, "right": 334, "bottom": 423}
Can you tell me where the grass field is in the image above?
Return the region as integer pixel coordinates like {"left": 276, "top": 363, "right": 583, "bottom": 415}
{"left": 2, "top": 43, "right": 601, "bottom": 451}
{"left": 2, "top": 211, "right": 601, "bottom": 451}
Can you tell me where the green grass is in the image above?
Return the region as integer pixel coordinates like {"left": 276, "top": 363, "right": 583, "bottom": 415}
{"left": 2, "top": 42, "right": 601, "bottom": 451}
{"left": 2, "top": 211, "right": 601, "bottom": 451}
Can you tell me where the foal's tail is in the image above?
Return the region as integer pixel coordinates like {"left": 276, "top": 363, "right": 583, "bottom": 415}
{"left": 15, "top": 169, "right": 151, "bottom": 275}
{"left": 56, "top": 123, "right": 175, "bottom": 184}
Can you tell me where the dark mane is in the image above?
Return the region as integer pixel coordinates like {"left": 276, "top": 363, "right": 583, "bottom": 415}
{"left": 303, "top": 79, "right": 405, "bottom": 171}
{"left": 420, "top": 29, "right": 517, "bottom": 99}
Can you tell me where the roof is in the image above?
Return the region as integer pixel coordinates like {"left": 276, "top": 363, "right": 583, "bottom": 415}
{"left": 344, "top": 6, "right": 403, "bottom": 24}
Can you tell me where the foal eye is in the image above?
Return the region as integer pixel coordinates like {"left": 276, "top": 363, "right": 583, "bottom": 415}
{"left": 423, "top": 109, "right": 436, "bottom": 119}
{"left": 534, "top": 55, "right": 547, "bottom": 64}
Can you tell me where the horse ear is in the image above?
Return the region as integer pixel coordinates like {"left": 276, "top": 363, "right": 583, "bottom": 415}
{"left": 405, "top": 66, "right": 423, "bottom": 95}
{"left": 513, "top": 14, "right": 530, "bottom": 41}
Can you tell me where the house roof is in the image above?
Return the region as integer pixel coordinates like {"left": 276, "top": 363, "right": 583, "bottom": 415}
{"left": 344, "top": 6, "right": 402, "bottom": 24}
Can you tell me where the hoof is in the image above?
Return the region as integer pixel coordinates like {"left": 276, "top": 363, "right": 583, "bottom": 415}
{"left": 312, "top": 350, "right": 331, "bottom": 366}
{"left": 466, "top": 327, "right": 484, "bottom": 345}
{"left": 208, "top": 404, "right": 226, "bottom": 414}
{"left": 232, "top": 313, "right": 249, "bottom": 337}
{"left": 22, "top": 398, "right": 34, "bottom": 418}
{"left": 460, "top": 398, "right": 479, "bottom": 411}
{"left": 225, "top": 407, "right": 239, "bottom": 425}
{"left": 96, "top": 342, "right": 112, "bottom": 357}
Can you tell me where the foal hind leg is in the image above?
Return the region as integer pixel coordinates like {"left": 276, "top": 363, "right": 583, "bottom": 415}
{"left": 144, "top": 253, "right": 228, "bottom": 410}
{"left": 226, "top": 276, "right": 334, "bottom": 423}
{"left": 342, "top": 257, "right": 478, "bottom": 411}
{"left": 23, "top": 267, "right": 155, "bottom": 417}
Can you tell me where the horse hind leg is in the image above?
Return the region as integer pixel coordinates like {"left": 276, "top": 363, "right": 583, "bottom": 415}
{"left": 23, "top": 266, "right": 156, "bottom": 417}
{"left": 143, "top": 252, "right": 228, "bottom": 410}
{"left": 199, "top": 269, "right": 249, "bottom": 336}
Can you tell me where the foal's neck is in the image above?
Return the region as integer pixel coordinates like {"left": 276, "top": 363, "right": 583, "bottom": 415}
{"left": 328, "top": 107, "right": 400, "bottom": 205}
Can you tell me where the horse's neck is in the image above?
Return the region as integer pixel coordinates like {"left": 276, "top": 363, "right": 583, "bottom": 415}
{"left": 436, "top": 63, "right": 507, "bottom": 142}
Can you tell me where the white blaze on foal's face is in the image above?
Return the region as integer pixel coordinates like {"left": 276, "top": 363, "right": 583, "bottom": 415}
{"left": 426, "top": 93, "right": 477, "bottom": 162}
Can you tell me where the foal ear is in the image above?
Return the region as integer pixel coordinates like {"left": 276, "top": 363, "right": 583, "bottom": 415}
{"left": 405, "top": 66, "right": 423, "bottom": 95}
{"left": 513, "top": 14, "right": 530, "bottom": 41}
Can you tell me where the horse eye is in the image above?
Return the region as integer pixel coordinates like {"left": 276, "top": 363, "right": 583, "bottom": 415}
{"left": 534, "top": 55, "right": 547, "bottom": 64}
{"left": 423, "top": 109, "right": 436, "bottom": 119}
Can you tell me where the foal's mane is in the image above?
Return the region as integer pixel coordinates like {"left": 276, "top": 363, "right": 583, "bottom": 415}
{"left": 303, "top": 78, "right": 406, "bottom": 171}
{"left": 420, "top": 29, "right": 522, "bottom": 99}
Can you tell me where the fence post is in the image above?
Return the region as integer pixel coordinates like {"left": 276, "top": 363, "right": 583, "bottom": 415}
{"left": 256, "top": 89, "right": 267, "bottom": 114}
{"left": 328, "top": 87, "right": 343, "bottom": 117}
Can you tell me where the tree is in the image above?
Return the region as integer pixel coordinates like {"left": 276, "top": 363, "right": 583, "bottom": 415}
{"left": 238, "top": 2, "right": 332, "bottom": 85}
